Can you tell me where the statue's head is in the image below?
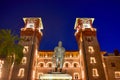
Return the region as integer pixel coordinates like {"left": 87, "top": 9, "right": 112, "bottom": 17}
{"left": 58, "top": 41, "right": 62, "bottom": 47}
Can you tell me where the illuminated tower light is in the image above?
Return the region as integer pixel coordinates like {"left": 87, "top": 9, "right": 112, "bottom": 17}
{"left": 23, "top": 18, "right": 43, "bottom": 30}
{"left": 74, "top": 18, "right": 94, "bottom": 32}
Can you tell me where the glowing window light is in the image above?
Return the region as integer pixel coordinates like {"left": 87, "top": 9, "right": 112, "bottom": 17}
{"left": 88, "top": 46, "right": 94, "bottom": 53}
{"left": 83, "top": 23, "right": 91, "bottom": 28}
{"left": 21, "top": 57, "right": 27, "bottom": 64}
{"left": 92, "top": 68, "right": 99, "bottom": 77}
{"left": 90, "top": 57, "right": 96, "bottom": 64}
{"left": 18, "top": 68, "right": 24, "bottom": 77}
{"left": 115, "top": 71, "right": 120, "bottom": 78}
{"left": 23, "top": 46, "right": 29, "bottom": 54}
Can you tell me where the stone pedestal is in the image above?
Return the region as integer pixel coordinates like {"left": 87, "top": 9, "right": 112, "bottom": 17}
{"left": 40, "top": 73, "right": 72, "bottom": 80}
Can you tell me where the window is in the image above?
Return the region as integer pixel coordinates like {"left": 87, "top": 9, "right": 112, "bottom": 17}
{"left": 115, "top": 71, "right": 120, "bottom": 78}
{"left": 18, "top": 68, "right": 24, "bottom": 77}
{"left": 90, "top": 57, "right": 96, "bottom": 64}
{"left": 92, "top": 68, "right": 99, "bottom": 77}
{"left": 40, "top": 63, "right": 43, "bottom": 67}
{"left": 86, "top": 37, "right": 93, "bottom": 42}
{"left": 21, "top": 57, "right": 27, "bottom": 64}
{"left": 74, "top": 73, "right": 79, "bottom": 79}
{"left": 48, "top": 63, "right": 52, "bottom": 68}
{"left": 74, "top": 63, "right": 77, "bottom": 68}
{"left": 88, "top": 46, "right": 94, "bottom": 53}
{"left": 23, "top": 46, "right": 29, "bottom": 54}
{"left": 72, "top": 54, "right": 73, "bottom": 57}
{"left": 111, "top": 62, "right": 116, "bottom": 67}
{"left": 65, "top": 63, "right": 68, "bottom": 68}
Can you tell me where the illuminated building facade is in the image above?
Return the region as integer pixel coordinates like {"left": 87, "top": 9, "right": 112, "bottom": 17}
{"left": 0, "top": 17, "right": 120, "bottom": 80}
{"left": 103, "top": 53, "right": 120, "bottom": 80}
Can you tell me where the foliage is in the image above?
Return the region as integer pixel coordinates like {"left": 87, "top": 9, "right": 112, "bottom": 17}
{"left": 0, "top": 29, "right": 23, "bottom": 64}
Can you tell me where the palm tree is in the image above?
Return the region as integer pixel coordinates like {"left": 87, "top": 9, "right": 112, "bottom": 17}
{"left": 0, "top": 29, "right": 23, "bottom": 80}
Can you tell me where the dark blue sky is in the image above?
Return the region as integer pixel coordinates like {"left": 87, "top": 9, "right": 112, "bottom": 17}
{"left": 0, "top": 0, "right": 120, "bottom": 53}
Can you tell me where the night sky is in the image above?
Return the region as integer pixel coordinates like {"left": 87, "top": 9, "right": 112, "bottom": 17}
{"left": 0, "top": 0, "right": 120, "bottom": 53}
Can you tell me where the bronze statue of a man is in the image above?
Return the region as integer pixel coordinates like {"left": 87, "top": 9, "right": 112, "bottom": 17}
{"left": 52, "top": 41, "right": 65, "bottom": 72}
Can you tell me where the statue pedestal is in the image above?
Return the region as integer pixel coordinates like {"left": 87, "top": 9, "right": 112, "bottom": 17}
{"left": 40, "top": 73, "right": 72, "bottom": 80}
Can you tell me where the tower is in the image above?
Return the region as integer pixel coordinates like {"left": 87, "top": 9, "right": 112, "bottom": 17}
{"left": 74, "top": 18, "right": 106, "bottom": 80}
{"left": 11, "top": 18, "right": 43, "bottom": 80}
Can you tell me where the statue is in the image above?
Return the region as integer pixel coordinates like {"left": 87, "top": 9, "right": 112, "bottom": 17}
{"left": 52, "top": 41, "right": 65, "bottom": 72}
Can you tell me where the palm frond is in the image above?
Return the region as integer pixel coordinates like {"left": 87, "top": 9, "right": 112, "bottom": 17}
{"left": 0, "top": 29, "right": 24, "bottom": 63}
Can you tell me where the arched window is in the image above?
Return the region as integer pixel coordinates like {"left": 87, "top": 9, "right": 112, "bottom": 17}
{"left": 85, "top": 37, "right": 93, "bottom": 42}
{"left": 88, "top": 46, "right": 94, "bottom": 53}
{"left": 23, "top": 46, "right": 29, "bottom": 54}
{"left": 21, "top": 57, "right": 27, "bottom": 64}
{"left": 46, "top": 62, "right": 52, "bottom": 68}
{"left": 38, "top": 62, "right": 45, "bottom": 67}
{"left": 65, "top": 63, "right": 68, "bottom": 68}
{"left": 92, "top": 68, "right": 99, "bottom": 77}
{"left": 48, "top": 63, "right": 52, "bottom": 68}
{"left": 115, "top": 71, "right": 120, "bottom": 78}
{"left": 90, "top": 57, "right": 96, "bottom": 64}
{"left": 63, "top": 62, "right": 71, "bottom": 68}
{"left": 75, "top": 74, "right": 78, "bottom": 79}
{"left": 74, "top": 63, "right": 77, "bottom": 68}
{"left": 72, "top": 62, "right": 79, "bottom": 68}
{"left": 18, "top": 68, "right": 25, "bottom": 78}
{"left": 40, "top": 63, "right": 43, "bottom": 67}
{"left": 74, "top": 73, "right": 79, "bottom": 79}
